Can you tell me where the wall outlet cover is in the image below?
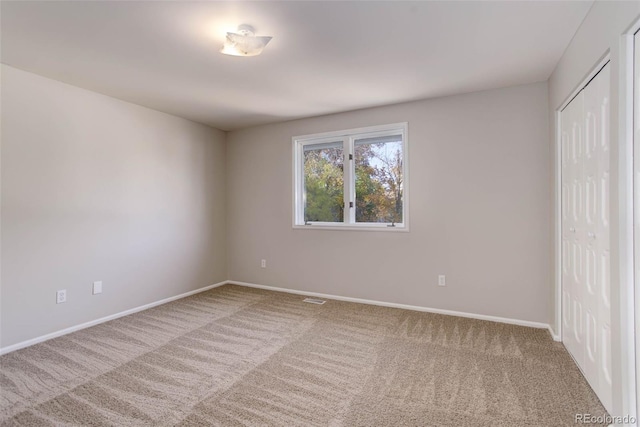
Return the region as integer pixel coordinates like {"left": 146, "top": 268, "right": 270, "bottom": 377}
{"left": 93, "top": 281, "right": 103, "bottom": 295}
{"left": 56, "top": 290, "right": 67, "bottom": 304}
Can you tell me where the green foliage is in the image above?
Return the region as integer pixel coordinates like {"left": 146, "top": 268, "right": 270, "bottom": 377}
{"left": 304, "top": 142, "right": 403, "bottom": 224}
{"left": 304, "top": 149, "right": 344, "bottom": 222}
{"left": 355, "top": 142, "right": 403, "bottom": 223}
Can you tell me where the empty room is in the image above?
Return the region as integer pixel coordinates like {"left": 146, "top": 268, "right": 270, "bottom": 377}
{"left": 1, "top": 1, "right": 640, "bottom": 426}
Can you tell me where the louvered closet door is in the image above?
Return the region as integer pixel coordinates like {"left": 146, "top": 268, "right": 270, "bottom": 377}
{"left": 561, "top": 63, "right": 612, "bottom": 412}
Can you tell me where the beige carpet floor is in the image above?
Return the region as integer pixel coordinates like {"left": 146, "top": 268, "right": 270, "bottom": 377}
{"left": 1, "top": 284, "right": 607, "bottom": 426}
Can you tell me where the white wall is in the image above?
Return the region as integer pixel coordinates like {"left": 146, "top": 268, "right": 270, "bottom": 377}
{"left": 0, "top": 65, "right": 228, "bottom": 348}
{"left": 227, "top": 82, "right": 550, "bottom": 324}
{"left": 547, "top": 0, "right": 640, "bottom": 420}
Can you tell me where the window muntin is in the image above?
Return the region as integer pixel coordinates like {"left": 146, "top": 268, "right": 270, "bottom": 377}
{"left": 294, "top": 123, "right": 408, "bottom": 230}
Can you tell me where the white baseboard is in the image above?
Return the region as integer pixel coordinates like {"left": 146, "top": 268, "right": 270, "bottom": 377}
{"left": 229, "top": 280, "right": 552, "bottom": 331}
{"left": 547, "top": 325, "right": 562, "bottom": 342}
{"left": 1, "top": 279, "right": 558, "bottom": 356}
{"left": 0, "top": 280, "right": 230, "bottom": 356}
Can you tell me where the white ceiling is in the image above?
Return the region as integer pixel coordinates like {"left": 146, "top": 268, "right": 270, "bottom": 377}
{"left": 1, "top": 1, "right": 593, "bottom": 131}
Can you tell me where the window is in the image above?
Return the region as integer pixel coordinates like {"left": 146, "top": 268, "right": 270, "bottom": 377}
{"left": 293, "top": 123, "right": 408, "bottom": 230}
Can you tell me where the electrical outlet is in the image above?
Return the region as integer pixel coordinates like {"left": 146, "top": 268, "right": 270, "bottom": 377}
{"left": 56, "top": 289, "right": 67, "bottom": 304}
{"left": 261, "top": 259, "right": 266, "bottom": 268}
{"left": 93, "top": 281, "right": 103, "bottom": 295}
{"left": 438, "top": 275, "right": 446, "bottom": 287}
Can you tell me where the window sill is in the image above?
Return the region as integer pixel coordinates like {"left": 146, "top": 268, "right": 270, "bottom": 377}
{"left": 292, "top": 224, "right": 409, "bottom": 232}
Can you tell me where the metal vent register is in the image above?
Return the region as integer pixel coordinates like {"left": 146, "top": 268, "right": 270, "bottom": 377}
{"left": 302, "top": 298, "right": 326, "bottom": 305}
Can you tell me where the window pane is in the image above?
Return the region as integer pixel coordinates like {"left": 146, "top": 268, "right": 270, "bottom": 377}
{"left": 354, "top": 135, "right": 403, "bottom": 223}
{"left": 303, "top": 142, "right": 344, "bottom": 222}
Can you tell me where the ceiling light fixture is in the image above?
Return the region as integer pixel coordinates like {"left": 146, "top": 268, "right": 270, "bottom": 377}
{"left": 220, "top": 24, "right": 272, "bottom": 57}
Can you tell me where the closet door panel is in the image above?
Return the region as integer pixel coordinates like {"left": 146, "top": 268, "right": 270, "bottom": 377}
{"left": 582, "top": 64, "right": 611, "bottom": 411}
{"left": 562, "top": 91, "right": 584, "bottom": 368}
{"left": 561, "top": 62, "right": 611, "bottom": 412}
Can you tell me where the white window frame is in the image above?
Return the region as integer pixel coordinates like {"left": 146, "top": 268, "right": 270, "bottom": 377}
{"left": 293, "top": 122, "right": 409, "bottom": 231}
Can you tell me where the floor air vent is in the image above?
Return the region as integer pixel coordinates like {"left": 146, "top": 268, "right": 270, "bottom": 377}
{"left": 303, "top": 298, "right": 326, "bottom": 305}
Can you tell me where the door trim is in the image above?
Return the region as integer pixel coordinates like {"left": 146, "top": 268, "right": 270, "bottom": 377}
{"left": 624, "top": 17, "right": 640, "bottom": 426}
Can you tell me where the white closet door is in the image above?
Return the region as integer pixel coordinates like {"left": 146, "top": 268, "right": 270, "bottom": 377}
{"left": 583, "top": 64, "right": 612, "bottom": 411}
{"left": 562, "top": 90, "right": 584, "bottom": 367}
{"left": 561, "top": 63, "right": 612, "bottom": 412}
